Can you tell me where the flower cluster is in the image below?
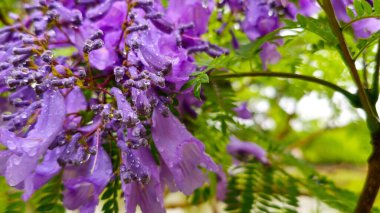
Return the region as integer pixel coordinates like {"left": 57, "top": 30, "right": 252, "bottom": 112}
{"left": 0, "top": 0, "right": 227, "bottom": 212}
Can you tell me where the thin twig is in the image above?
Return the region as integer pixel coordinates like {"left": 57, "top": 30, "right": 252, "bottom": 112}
{"left": 372, "top": 39, "right": 380, "bottom": 97}
{"left": 211, "top": 71, "right": 355, "bottom": 100}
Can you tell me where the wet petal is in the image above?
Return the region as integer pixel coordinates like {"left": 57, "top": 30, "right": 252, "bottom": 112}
{"left": 152, "top": 108, "right": 218, "bottom": 194}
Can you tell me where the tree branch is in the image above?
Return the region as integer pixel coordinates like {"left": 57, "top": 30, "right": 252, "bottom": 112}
{"left": 211, "top": 71, "right": 355, "bottom": 100}
{"left": 322, "top": 0, "right": 379, "bottom": 133}
{"left": 355, "top": 134, "right": 380, "bottom": 213}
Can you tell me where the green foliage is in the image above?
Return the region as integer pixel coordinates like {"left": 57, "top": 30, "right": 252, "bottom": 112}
{"left": 302, "top": 122, "right": 371, "bottom": 164}
{"left": 286, "top": 15, "right": 338, "bottom": 45}
{"left": 375, "top": 0, "right": 380, "bottom": 14}
{"left": 225, "top": 163, "right": 299, "bottom": 213}
{"left": 101, "top": 179, "right": 121, "bottom": 213}
{"left": 181, "top": 71, "right": 210, "bottom": 99}
{"left": 0, "top": 178, "right": 24, "bottom": 213}
{"left": 238, "top": 30, "right": 283, "bottom": 59}
{"left": 196, "top": 54, "right": 239, "bottom": 72}
{"left": 353, "top": 31, "right": 380, "bottom": 59}
{"left": 101, "top": 141, "right": 121, "bottom": 213}
{"left": 4, "top": 192, "right": 25, "bottom": 213}
{"left": 349, "top": 0, "right": 380, "bottom": 18}
{"left": 33, "top": 175, "right": 65, "bottom": 213}
{"left": 282, "top": 154, "right": 363, "bottom": 212}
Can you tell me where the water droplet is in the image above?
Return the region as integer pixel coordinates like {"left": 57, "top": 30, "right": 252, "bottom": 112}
{"left": 13, "top": 156, "right": 21, "bottom": 165}
{"left": 7, "top": 140, "right": 16, "bottom": 150}
{"left": 26, "top": 146, "right": 37, "bottom": 157}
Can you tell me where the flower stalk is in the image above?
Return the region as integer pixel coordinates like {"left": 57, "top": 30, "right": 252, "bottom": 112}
{"left": 211, "top": 71, "right": 355, "bottom": 101}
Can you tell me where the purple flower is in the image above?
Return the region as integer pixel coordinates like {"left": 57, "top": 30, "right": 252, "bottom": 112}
{"left": 299, "top": 0, "right": 320, "bottom": 16}
{"left": 176, "top": 91, "right": 204, "bottom": 118}
{"left": 22, "top": 147, "right": 63, "bottom": 200}
{"left": 65, "top": 87, "right": 87, "bottom": 129}
{"left": 0, "top": 89, "right": 65, "bottom": 187}
{"left": 120, "top": 147, "right": 165, "bottom": 213}
{"left": 62, "top": 134, "right": 112, "bottom": 212}
{"left": 234, "top": 102, "right": 253, "bottom": 119}
{"left": 226, "top": 0, "right": 245, "bottom": 12}
{"left": 166, "top": 0, "right": 215, "bottom": 36}
{"left": 227, "top": 136, "right": 269, "bottom": 165}
{"left": 242, "top": 1, "right": 280, "bottom": 41}
{"left": 332, "top": 0, "right": 352, "bottom": 22}
{"left": 152, "top": 108, "right": 218, "bottom": 195}
{"left": 260, "top": 42, "right": 281, "bottom": 70}
{"left": 110, "top": 87, "right": 139, "bottom": 127}
{"left": 352, "top": 19, "right": 380, "bottom": 38}
{"left": 239, "top": 1, "right": 283, "bottom": 69}
{"left": 216, "top": 165, "right": 227, "bottom": 201}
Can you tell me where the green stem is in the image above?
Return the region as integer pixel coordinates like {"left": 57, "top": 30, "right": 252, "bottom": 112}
{"left": 323, "top": 0, "right": 379, "bottom": 133}
{"left": 363, "top": 53, "right": 369, "bottom": 88}
{"left": 0, "top": 11, "right": 10, "bottom": 26}
{"left": 211, "top": 71, "right": 355, "bottom": 100}
{"left": 353, "top": 39, "right": 378, "bottom": 61}
{"left": 372, "top": 39, "right": 380, "bottom": 98}
{"left": 342, "top": 15, "right": 380, "bottom": 30}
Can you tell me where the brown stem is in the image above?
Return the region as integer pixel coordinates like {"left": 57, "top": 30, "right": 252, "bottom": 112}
{"left": 355, "top": 134, "right": 380, "bottom": 213}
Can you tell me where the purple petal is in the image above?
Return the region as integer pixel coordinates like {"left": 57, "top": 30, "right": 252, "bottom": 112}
{"left": 121, "top": 147, "right": 165, "bottom": 213}
{"left": 216, "top": 165, "right": 227, "bottom": 201}
{"left": 22, "top": 147, "right": 63, "bottom": 200}
{"left": 352, "top": 18, "right": 380, "bottom": 38}
{"left": 260, "top": 42, "right": 281, "bottom": 70}
{"left": 331, "top": 0, "right": 351, "bottom": 22}
{"left": 299, "top": 0, "right": 320, "bottom": 16}
{"left": 234, "top": 102, "right": 252, "bottom": 119}
{"left": 227, "top": 136, "right": 269, "bottom": 164}
{"left": 63, "top": 142, "right": 112, "bottom": 211}
{"left": 66, "top": 87, "right": 87, "bottom": 114}
{"left": 110, "top": 87, "right": 139, "bottom": 127}
{"left": 3, "top": 89, "right": 65, "bottom": 186}
{"left": 152, "top": 108, "right": 218, "bottom": 195}
{"left": 167, "top": 0, "right": 214, "bottom": 35}
{"left": 65, "top": 87, "right": 87, "bottom": 129}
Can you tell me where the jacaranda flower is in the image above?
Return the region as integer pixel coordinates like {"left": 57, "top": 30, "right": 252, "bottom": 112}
{"left": 227, "top": 136, "right": 269, "bottom": 165}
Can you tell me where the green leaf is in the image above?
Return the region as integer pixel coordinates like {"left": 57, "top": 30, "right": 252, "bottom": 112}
{"left": 6, "top": 202, "right": 25, "bottom": 211}
{"left": 196, "top": 54, "right": 239, "bottom": 72}
{"left": 198, "top": 73, "right": 209, "bottom": 83}
{"left": 180, "top": 78, "right": 197, "bottom": 91}
{"left": 295, "top": 15, "right": 337, "bottom": 45}
{"left": 375, "top": 0, "right": 380, "bottom": 14}
{"left": 193, "top": 82, "right": 202, "bottom": 99}
{"left": 31, "top": 175, "right": 64, "bottom": 213}
{"left": 346, "top": 7, "right": 355, "bottom": 19}
{"left": 36, "top": 204, "right": 56, "bottom": 212}
{"left": 354, "top": 31, "right": 380, "bottom": 59}
{"left": 354, "top": 0, "right": 365, "bottom": 16}
{"left": 101, "top": 143, "right": 121, "bottom": 213}
{"left": 101, "top": 187, "right": 114, "bottom": 200}
{"left": 102, "top": 200, "right": 114, "bottom": 211}
{"left": 361, "top": 0, "right": 373, "bottom": 15}
{"left": 238, "top": 30, "right": 280, "bottom": 58}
